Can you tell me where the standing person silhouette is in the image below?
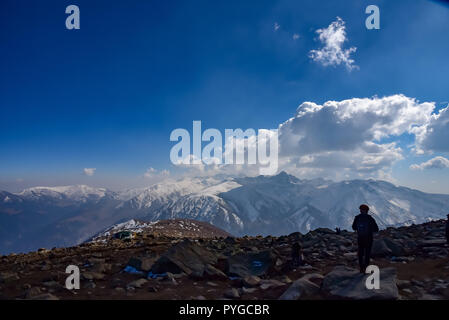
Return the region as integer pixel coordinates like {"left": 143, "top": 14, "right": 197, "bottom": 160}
{"left": 352, "top": 204, "right": 379, "bottom": 273}
{"left": 445, "top": 214, "right": 449, "bottom": 245}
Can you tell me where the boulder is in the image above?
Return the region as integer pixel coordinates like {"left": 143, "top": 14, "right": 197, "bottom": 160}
{"left": 383, "top": 238, "right": 405, "bottom": 256}
{"left": 371, "top": 239, "right": 392, "bottom": 257}
{"left": 203, "top": 264, "right": 227, "bottom": 280}
{"left": 151, "top": 239, "right": 217, "bottom": 276}
{"left": 321, "top": 266, "right": 398, "bottom": 300}
{"left": 225, "top": 250, "right": 276, "bottom": 278}
{"left": 279, "top": 273, "right": 322, "bottom": 300}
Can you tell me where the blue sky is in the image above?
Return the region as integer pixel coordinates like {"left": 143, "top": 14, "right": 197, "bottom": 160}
{"left": 1, "top": 0, "right": 449, "bottom": 193}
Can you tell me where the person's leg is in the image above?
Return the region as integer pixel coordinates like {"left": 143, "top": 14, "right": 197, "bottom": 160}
{"left": 357, "top": 238, "right": 365, "bottom": 272}
{"left": 365, "top": 239, "right": 373, "bottom": 269}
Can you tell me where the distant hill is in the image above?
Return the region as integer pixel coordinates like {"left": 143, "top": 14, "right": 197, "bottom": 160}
{"left": 89, "top": 218, "right": 232, "bottom": 242}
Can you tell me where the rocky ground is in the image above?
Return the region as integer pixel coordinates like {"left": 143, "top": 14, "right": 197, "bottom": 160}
{"left": 1, "top": 218, "right": 449, "bottom": 300}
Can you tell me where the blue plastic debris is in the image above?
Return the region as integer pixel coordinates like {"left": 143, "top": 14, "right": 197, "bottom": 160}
{"left": 123, "top": 265, "right": 144, "bottom": 275}
{"left": 147, "top": 271, "right": 167, "bottom": 279}
{"left": 252, "top": 260, "right": 263, "bottom": 268}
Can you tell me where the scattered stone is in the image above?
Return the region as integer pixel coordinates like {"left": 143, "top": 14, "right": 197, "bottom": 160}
{"left": 206, "top": 281, "right": 218, "bottom": 287}
{"left": 24, "top": 287, "right": 42, "bottom": 299}
{"left": 0, "top": 272, "right": 20, "bottom": 284}
{"left": 83, "top": 272, "right": 105, "bottom": 280}
{"left": 396, "top": 279, "right": 411, "bottom": 289}
{"left": 241, "top": 287, "right": 257, "bottom": 294}
{"left": 203, "top": 264, "right": 227, "bottom": 280}
{"left": 84, "top": 281, "right": 96, "bottom": 289}
{"left": 30, "top": 293, "right": 59, "bottom": 300}
{"left": 42, "top": 281, "right": 61, "bottom": 289}
{"left": 148, "top": 286, "right": 158, "bottom": 292}
{"left": 224, "top": 288, "right": 240, "bottom": 299}
{"left": 279, "top": 274, "right": 322, "bottom": 300}
{"left": 242, "top": 275, "right": 261, "bottom": 287}
{"left": 127, "top": 278, "right": 148, "bottom": 289}
{"left": 259, "top": 279, "right": 285, "bottom": 290}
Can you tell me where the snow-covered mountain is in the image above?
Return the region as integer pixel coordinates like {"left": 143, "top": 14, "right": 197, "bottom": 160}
{"left": 18, "top": 185, "right": 116, "bottom": 202}
{"left": 1, "top": 172, "right": 449, "bottom": 254}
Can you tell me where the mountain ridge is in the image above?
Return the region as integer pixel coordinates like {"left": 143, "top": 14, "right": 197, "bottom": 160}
{"left": 1, "top": 172, "right": 449, "bottom": 254}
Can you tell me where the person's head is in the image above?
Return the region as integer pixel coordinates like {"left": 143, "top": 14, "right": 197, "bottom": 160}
{"left": 447, "top": 214, "right": 449, "bottom": 219}
{"left": 359, "top": 204, "right": 369, "bottom": 214}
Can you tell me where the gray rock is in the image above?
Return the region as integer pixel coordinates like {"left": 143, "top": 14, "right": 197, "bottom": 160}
{"left": 84, "top": 281, "right": 96, "bottom": 289}
{"left": 203, "top": 264, "right": 227, "bottom": 280}
{"left": 321, "top": 266, "right": 398, "bottom": 300}
{"left": 396, "top": 279, "right": 411, "bottom": 289}
{"left": 259, "top": 279, "right": 285, "bottom": 290}
{"left": 419, "top": 239, "right": 447, "bottom": 247}
{"left": 151, "top": 239, "right": 217, "bottom": 276}
{"left": 30, "top": 293, "right": 59, "bottom": 300}
{"left": 383, "top": 238, "right": 405, "bottom": 256}
{"left": 241, "top": 287, "right": 258, "bottom": 294}
{"left": 371, "top": 239, "right": 392, "bottom": 257}
{"left": 224, "top": 288, "right": 240, "bottom": 299}
{"left": 242, "top": 275, "right": 261, "bottom": 287}
{"left": 127, "top": 278, "right": 148, "bottom": 289}
{"left": 42, "top": 281, "right": 61, "bottom": 289}
{"left": 0, "top": 272, "right": 19, "bottom": 283}
{"left": 83, "top": 272, "right": 105, "bottom": 280}
{"left": 127, "top": 256, "right": 157, "bottom": 272}
{"left": 24, "top": 287, "right": 42, "bottom": 299}
{"left": 279, "top": 273, "right": 322, "bottom": 300}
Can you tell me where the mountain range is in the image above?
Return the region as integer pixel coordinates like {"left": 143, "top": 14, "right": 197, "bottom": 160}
{"left": 1, "top": 172, "right": 449, "bottom": 254}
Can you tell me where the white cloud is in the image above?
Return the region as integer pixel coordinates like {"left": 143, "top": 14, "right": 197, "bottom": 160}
{"left": 144, "top": 167, "right": 170, "bottom": 179}
{"left": 410, "top": 156, "right": 449, "bottom": 170}
{"left": 277, "top": 95, "right": 435, "bottom": 179}
{"left": 83, "top": 168, "right": 96, "bottom": 176}
{"left": 415, "top": 105, "right": 449, "bottom": 153}
{"left": 309, "top": 17, "right": 358, "bottom": 71}
{"left": 274, "top": 22, "right": 280, "bottom": 31}
{"left": 292, "top": 33, "right": 300, "bottom": 40}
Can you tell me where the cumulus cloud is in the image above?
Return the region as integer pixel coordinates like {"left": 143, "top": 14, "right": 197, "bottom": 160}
{"left": 83, "top": 168, "right": 96, "bottom": 176}
{"left": 309, "top": 17, "right": 358, "bottom": 71}
{"left": 172, "top": 130, "right": 279, "bottom": 177}
{"left": 410, "top": 156, "right": 449, "bottom": 170}
{"left": 277, "top": 95, "right": 436, "bottom": 180}
{"left": 293, "top": 33, "right": 300, "bottom": 40}
{"left": 415, "top": 105, "right": 449, "bottom": 153}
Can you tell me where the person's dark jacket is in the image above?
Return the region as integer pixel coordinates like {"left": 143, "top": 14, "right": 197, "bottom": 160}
{"left": 352, "top": 213, "right": 379, "bottom": 238}
{"left": 446, "top": 219, "right": 449, "bottom": 239}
